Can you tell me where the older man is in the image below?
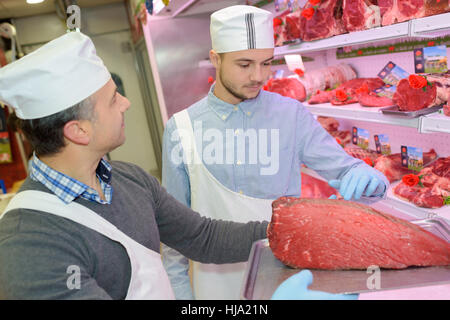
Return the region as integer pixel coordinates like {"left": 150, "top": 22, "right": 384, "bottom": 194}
{"left": 0, "top": 31, "right": 269, "bottom": 299}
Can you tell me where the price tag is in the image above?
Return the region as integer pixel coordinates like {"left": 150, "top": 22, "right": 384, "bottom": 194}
{"left": 374, "top": 134, "right": 391, "bottom": 155}
{"left": 401, "top": 146, "right": 423, "bottom": 172}
{"left": 352, "top": 127, "right": 369, "bottom": 150}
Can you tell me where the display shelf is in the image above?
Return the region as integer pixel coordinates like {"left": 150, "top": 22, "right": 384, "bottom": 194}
{"left": 304, "top": 102, "right": 450, "bottom": 134}
{"left": 301, "top": 167, "right": 450, "bottom": 222}
{"left": 304, "top": 102, "right": 421, "bottom": 128}
{"left": 274, "top": 13, "right": 450, "bottom": 56}
{"left": 410, "top": 12, "right": 450, "bottom": 35}
{"left": 419, "top": 111, "right": 450, "bottom": 134}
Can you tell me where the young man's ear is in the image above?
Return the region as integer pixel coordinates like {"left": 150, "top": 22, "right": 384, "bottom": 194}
{"left": 63, "top": 120, "right": 90, "bottom": 146}
{"left": 209, "top": 50, "right": 221, "bottom": 69}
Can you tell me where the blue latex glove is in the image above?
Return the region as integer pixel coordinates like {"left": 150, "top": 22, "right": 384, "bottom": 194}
{"left": 271, "top": 270, "right": 359, "bottom": 300}
{"left": 328, "top": 167, "right": 385, "bottom": 201}
{"left": 328, "top": 194, "right": 337, "bottom": 200}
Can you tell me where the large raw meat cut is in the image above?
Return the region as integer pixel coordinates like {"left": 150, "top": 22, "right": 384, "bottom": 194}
{"left": 358, "top": 92, "right": 394, "bottom": 107}
{"left": 284, "top": 10, "right": 302, "bottom": 41}
{"left": 393, "top": 157, "right": 450, "bottom": 208}
{"left": 393, "top": 78, "right": 437, "bottom": 111}
{"left": 343, "top": 0, "right": 381, "bottom": 32}
{"left": 264, "top": 78, "right": 306, "bottom": 101}
{"left": 268, "top": 197, "right": 450, "bottom": 270}
{"left": 379, "top": 0, "right": 449, "bottom": 26}
{"left": 378, "top": 0, "right": 426, "bottom": 26}
{"left": 299, "top": 0, "right": 347, "bottom": 41}
{"left": 374, "top": 149, "right": 437, "bottom": 182}
{"left": 330, "top": 78, "right": 386, "bottom": 105}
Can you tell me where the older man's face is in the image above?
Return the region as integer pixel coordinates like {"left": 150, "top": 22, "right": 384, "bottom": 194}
{"left": 89, "top": 79, "right": 131, "bottom": 153}
{"left": 214, "top": 48, "right": 274, "bottom": 104}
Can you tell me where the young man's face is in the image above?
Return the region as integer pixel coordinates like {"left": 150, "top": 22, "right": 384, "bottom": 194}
{"left": 212, "top": 48, "right": 274, "bottom": 104}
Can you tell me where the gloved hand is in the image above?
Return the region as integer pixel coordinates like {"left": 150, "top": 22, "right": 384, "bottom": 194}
{"left": 328, "top": 167, "right": 386, "bottom": 201}
{"left": 271, "top": 270, "right": 358, "bottom": 300}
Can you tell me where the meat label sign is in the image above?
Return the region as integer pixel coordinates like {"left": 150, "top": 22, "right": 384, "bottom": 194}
{"left": 401, "top": 146, "right": 424, "bottom": 172}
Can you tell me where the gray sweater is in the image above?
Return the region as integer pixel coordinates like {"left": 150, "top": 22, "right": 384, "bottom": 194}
{"left": 0, "top": 161, "right": 268, "bottom": 299}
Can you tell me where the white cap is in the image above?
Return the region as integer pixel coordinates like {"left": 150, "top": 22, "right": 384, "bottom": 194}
{"left": 0, "top": 31, "right": 111, "bottom": 120}
{"left": 210, "top": 5, "right": 274, "bottom": 53}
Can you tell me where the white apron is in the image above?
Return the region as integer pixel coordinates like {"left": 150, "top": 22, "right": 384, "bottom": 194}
{"left": 2, "top": 190, "right": 175, "bottom": 300}
{"left": 173, "top": 110, "right": 274, "bottom": 300}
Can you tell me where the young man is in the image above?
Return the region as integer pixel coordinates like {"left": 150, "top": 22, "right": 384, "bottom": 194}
{"left": 162, "top": 5, "right": 389, "bottom": 300}
{"left": 0, "top": 31, "right": 269, "bottom": 299}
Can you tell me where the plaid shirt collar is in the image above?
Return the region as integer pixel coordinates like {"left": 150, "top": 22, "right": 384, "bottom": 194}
{"left": 29, "top": 154, "right": 113, "bottom": 205}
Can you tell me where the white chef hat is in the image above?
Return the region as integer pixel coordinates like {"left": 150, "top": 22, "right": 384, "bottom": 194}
{"left": 0, "top": 31, "right": 110, "bottom": 120}
{"left": 210, "top": 5, "right": 274, "bottom": 53}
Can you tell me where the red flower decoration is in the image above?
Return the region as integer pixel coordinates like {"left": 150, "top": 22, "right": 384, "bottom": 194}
{"left": 301, "top": 8, "right": 315, "bottom": 20}
{"left": 388, "top": 46, "right": 395, "bottom": 52}
{"left": 273, "top": 17, "right": 283, "bottom": 27}
{"left": 363, "top": 157, "right": 374, "bottom": 167}
{"left": 310, "top": 0, "right": 320, "bottom": 5}
{"left": 408, "top": 74, "right": 427, "bottom": 89}
{"left": 294, "top": 68, "right": 304, "bottom": 77}
{"left": 402, "top": 174, "right": 420, "bottom": 187}
{"left": 357, "top": 50, "right": 363, "bottom": 55}
{"left": 208, "top": 76, "right": 214, "bottom": 84}
{"left": 427, "top": 41, "right": 435, "bottom": 47}
{"left": 335, "top": 138, "right": 342, "bottom": 145}
{"left": 335, "top": 89, "right": 348, "bottom": 102}
{"left": 356, "top": 83, "right": 369, "bottom": 94}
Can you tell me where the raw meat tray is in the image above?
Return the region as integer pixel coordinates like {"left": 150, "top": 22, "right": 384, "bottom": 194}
{"left": 241, "top": 218, "right": 450, "bottom": 299}
{"left": 381, "top": 104, "right": 443, "bottom": 118}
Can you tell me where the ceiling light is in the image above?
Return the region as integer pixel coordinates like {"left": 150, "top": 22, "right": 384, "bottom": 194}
{"left": 27, "top": 0, "right": 45, "bottom": 4}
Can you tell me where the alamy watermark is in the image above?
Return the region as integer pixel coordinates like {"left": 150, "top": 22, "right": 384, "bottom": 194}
{"left": 66, "top": 265, "right": 81, "bottom": 290}
{"left": 169, "top": 121, "right": 280, "bottom": 176}
{"left": 66, "top": 5, "right": 81, "bottom": 30}
{"left": 366, "top": 265, "right": 381, "bottom": 290}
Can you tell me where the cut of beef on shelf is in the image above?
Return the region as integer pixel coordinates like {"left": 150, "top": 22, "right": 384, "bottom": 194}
{"left": 307, "top": 77, "right": 387, "bottom": 105}
{"left": 268, "top": 197, "right": 450, "bottom": 270}
{"left": 284, "top": 10, "right": 302, "bottom": 42}
{"left": 393, "top": 78, "right": 437, "bottom": 111}
{"left": 373, "top": 149, "right": 438, "bottom": 182}
{"left": 358, "top": 92, "right": 394, "bottom": 107}
{"left": 444, "top": 104, "right": 450, "bottom": 116}
{"left": 379, "top": 0, "right": 449, "bottom": 26}
{"left": 344, "top": 146, "right": 380, "bottom": 162}
{"left": 264, "top": 78, "right": 306, "bottom": 101}
{"left": 378, "top": 0, "right": 426, "bottom": 26}
{"left": 424, "top": 0, "right": 450, "bottom": 16}
{"left": 393, "top": 156, "right": 450, "bottom": 208}
{"left": 343, "top": 0, "right": 381, "bottom": 32}
{"left": 308, "top": 90, "right": 335, "bottom": 104}
{"left": 299, "top": 0, "right": 347, "bottom": 41}
{"left": 273, "top": 10, "right": 291, "bottom": 47}
{"left": 425, "top": 71, "right": 450, "bottom": 105}
{"left": 316, "top": 116, "right": 352, "bottom": 146}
